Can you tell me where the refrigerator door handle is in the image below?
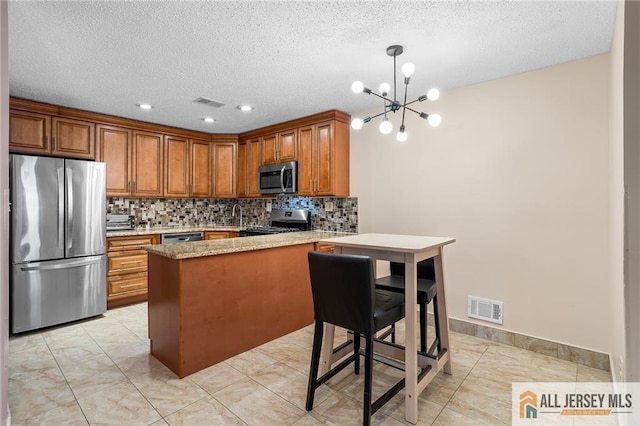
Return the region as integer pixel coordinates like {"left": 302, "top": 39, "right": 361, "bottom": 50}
{"left": 17, "top": 255, "right": 103, "bottom": 272}
{"left": 57, "top": 167, "right": 64, "bottom": 250}
{"left": 66, "top": 167, "right": 73, "bottom": 252}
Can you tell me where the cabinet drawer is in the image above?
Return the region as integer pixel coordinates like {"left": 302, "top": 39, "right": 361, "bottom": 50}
{"left": 107, "top": 236, "right": 157, "bottom": 251}
{"left": 108, "top": 253, "right": 148, "bottom": 271}
{"left": 108, "top": 273, "right": 148, "bottom": 297}
{"left": 315, "top": 243, "right": 334, "bottom": 253}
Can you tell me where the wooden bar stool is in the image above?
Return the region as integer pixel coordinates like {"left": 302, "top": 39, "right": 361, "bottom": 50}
{"left": 306, "top": 251, "right": 406, "bottom": 426}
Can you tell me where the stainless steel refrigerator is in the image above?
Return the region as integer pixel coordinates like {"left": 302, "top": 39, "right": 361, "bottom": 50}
{"left": 10, "top": 154, "right": 107, "bottom": 333}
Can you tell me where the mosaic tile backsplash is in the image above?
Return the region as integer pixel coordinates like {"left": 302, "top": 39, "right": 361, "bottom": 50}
{"left": 106, "top": 195, "right": 358, "bottom": 233}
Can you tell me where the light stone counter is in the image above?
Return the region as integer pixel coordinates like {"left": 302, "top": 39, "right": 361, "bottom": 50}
{"left": 144, "top": 231, "right": 346, "bottom": 260}
{"left": 106, "top": 225, "right": 241, "bottom": 238}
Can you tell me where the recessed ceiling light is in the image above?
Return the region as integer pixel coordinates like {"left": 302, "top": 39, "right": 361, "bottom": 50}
{"left": 236, "top": 105, "right": 253, "bottom": 112}
{"left": 202, "top": 117, "right": 215, "bottom": 123}
{"left": 137, "top": 103, "right": 153, "bottom": 110}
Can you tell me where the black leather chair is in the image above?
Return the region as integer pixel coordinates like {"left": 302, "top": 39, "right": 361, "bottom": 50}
{"left": 306, "top": 251, "right": 406, "bottom": 426}
{"left": 375, "top": 259, "right": 440, "bottom": 355}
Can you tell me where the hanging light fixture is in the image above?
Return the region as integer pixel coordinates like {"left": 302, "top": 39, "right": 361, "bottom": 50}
{"left": 351, "top": 45, "right": 441, "bottom": 142}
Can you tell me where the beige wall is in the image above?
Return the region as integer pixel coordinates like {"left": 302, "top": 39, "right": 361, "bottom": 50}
{"left": 351, "top": 54, "right": 612, "bottom": 353}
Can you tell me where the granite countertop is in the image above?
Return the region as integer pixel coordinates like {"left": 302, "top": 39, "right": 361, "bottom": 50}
{"left": 144, "top": 231, "right": 347, "bottom": 260}
{"left": 107, "top": 225, "right": 241, "bottom": 237}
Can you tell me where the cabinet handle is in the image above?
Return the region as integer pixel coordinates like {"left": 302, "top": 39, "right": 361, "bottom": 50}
{"left": 133, "top": 182, "right": 137, "bottom": 193}
{"left": 128, "top": 181, "right": 131, "bottom": 193}
{"left": 116, "top": 240, "right": 149, "bottom": 246}
{"left": 44, "top": 135, "right": 49, "bottom": 149}
{"left": 52, "top": 136, "right": 57, "bottom": 150}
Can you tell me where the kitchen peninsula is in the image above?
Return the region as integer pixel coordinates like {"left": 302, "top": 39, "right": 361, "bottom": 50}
{"left": 145, "top": 231, "right": 339, "bottom": 377}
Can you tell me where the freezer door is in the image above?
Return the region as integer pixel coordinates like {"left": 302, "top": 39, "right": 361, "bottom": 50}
{"left": 11, "top": 255, "right": 107, "bottom": 333}
{"left": 10, "top": 155, "right": 65, "bottom": 263}
{"left": 65, "top": 159, "right": 106, "bottom": 258}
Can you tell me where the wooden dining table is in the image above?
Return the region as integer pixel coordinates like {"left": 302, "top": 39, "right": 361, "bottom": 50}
{"left": 318, "top": 233, "right": 456, "bottom": 424}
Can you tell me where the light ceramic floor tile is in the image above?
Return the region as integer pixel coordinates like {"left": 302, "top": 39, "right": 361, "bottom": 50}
{"left": 225, "top": 347, "right": 280, "bottom": 375}
{"left": 188, "top": 361, "right": 248, "bottom": 395}
{"left": 10, "top": 401, "right": 88, "bottom": 426}
{"left": 129, "top": 366, "right": 208, "bottom": 417}
{"left": 163, "top": 396, "right": 245, "bottom": 425}
{"left": 7, "top": 302, "right": 613, "bottom": 426}
{"left": 212, "top": 377, "right": 306, "bottom": 425}
{"left": 76, "top": 380, "right": 162, "bottom": 425}
{"left": 252, "top": 361, "right": 334, "bottom": 411}
{"left": 8, "top": 366, "right": 76, "bottom": 422}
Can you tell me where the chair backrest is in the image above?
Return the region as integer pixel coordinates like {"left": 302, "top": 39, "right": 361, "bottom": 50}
{"left": 389, "top": 258, "right": 436, "bottom": 280}
{"left": 307, "top": 251, "right": 376, "bottom": 335}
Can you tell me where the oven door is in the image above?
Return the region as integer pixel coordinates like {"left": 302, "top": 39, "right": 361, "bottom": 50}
{"left": 259, "top": 161, "right": 297, "bottom": 194}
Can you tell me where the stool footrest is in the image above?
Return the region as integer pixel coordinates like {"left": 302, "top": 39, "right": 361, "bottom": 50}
{"left": 371, "top": 378, "right": 405, "bottom": 415}
{"left": 314, "top": 354, "right": 356, "bottom": 388}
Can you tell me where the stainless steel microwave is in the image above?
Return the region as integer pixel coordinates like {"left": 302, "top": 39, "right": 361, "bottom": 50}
{"left": 258, "top": 161, "right": 298, "bottom": 194}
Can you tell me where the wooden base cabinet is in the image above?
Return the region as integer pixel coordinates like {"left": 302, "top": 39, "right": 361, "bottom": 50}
{"left": 107, "top": 235, "right": 159, "bottom": 309}
{"left": 204, "top": 231, "right": 239, "bottom": 240}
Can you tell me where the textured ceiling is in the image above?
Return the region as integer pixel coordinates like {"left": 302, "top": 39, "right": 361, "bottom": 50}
{"left": 8, "top": 1, "right": 617, "bottom": 134}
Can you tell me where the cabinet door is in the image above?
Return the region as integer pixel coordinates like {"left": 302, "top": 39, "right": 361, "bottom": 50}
{"left": 246, "top": 138, "right": 262, "bottom": 196}
{"left": 213, "top": 142, "right": 236, "bottom": 197}
{"left": 278, "top": 129, "right": 297, "bottom": 162}
{"left": 314, "top": 122, "right": 334, "bottom": 195}
{"left": 191, "top": 140, "right": 213, "bottom": 198}
{"left": 237, "top": 141, "right": 248, "bottom": 197}
{"left": 98, "top": 125, "right": 132, "bottom": 196}
{"left": 260, "top": 133, "right": 277, "bottom": 164}
{"left": 297, "top": 125, "right": 314, "bottom": 195}
{"left": 9, "top": 110, "right": 51, "bottom": 154}
{"left": 164, "top": 135, "right": 190, "bottom": 198}
{"left": 132, "top": 131, "right": 164, "bottom": 197}
{"left": 52, "top": 117, "right": 95, "bottom": 159}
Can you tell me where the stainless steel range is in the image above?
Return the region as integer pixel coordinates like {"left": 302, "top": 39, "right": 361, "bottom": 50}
{"left": 239, "top": 208, "right": 311, "bottom": 237}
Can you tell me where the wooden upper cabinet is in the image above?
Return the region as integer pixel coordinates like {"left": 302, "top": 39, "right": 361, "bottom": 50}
{"left": 132, "top": 131, "right": 164, "bottom": 197}
{"left": 297, "top": 120, "right": 349, "bottom": 196}
{"left": 278, "top": 129, "right": 297, "bottom": 162}
{"left": 260, "top": 133, "right": 277, "bottom": 164}
{"left": 98, "top": 125, "right": 132, "bottom": 196}
{"left": 164, "top": 136, "right": 190, "bottom": 197}
{"left": 9, "top": 110, "right": 95, "bottom": 159}
{"left": 260, "top": 130, "right": 296, "bottom": 165}
{"left": 191, "top": 140, "right": 213, "bottom": 198}
{"left": 213, "top": 142, "right": 236, "bottom": 197}
{"left": 237, "top": 137, "right": 261, "bottom": 198}
{"left": 9, "top": 110, "right": 51, "bottom": 153}
{"left": 52, "top": 117, "right": 95, "bottom": 159}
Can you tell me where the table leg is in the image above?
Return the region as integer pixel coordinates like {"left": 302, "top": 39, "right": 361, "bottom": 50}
{"left": 405, "top": 253, "right": 418, "bottom": 424}
{"left": 434, "top": 249, "right": 452, "bottom": 374}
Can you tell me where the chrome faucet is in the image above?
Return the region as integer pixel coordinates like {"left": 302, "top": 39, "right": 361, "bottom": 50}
{"left": 232, "top": 203, "right": 243, "bottom": 229}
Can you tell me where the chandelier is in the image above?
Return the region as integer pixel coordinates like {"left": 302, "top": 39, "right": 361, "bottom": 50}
{"left": 350, "top": 45, "right": 441, "bottom": 142}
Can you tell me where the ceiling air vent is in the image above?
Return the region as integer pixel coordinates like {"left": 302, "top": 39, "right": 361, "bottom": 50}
{"left": 193, "top": 97, "right": 225, "bottom": 108}
{"left": 468, "top": 296, "right": 503, "bottom": 324}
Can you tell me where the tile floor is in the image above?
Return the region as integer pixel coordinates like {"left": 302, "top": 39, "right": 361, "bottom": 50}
{"left": 8, "top": 303, "right": 611, "bottom": 425}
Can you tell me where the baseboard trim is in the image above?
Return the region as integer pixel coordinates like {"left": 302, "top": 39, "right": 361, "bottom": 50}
{"left": 433, "top": 314, "right": 610, "bottom": 371}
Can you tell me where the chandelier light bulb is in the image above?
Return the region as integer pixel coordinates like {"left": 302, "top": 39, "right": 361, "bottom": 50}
{"left": 379, "top": 118, "right": 393, "bottom": 135}
{"left": 351, "top": 81, "right": 364, "bottom": 93}
{"left": 396, "top": 129, "right": 408, "bottom": 142}
{"left": 351, "top": 117, "right": 364, "bottom": 130}
{"left": 401, "top": 62, "right": 415, "bottom": 78}
{"left": 427, "top": 88, "right": 440, "bottom": 101}
{"left": 379, "top": 82, "right": 391, "bottom": 96}
{"left": 428, "top": 114, "right": 442, "bottom": 127}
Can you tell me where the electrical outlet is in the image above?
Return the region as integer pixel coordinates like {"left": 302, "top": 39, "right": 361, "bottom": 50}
{"left": 325, "top": 201, "right": 334, "bottom": 212}
{"left": 266, "top": 200, "right": 272, "bottom": 212}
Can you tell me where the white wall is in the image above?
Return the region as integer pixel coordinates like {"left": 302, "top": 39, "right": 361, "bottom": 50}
{"left": 351, "top": 54, "right": 612, "bottom": 353}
